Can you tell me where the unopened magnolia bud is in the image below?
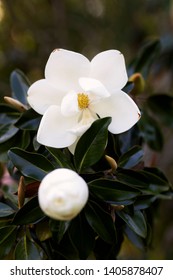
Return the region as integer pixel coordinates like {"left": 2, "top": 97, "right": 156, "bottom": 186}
{"left": 105, "top": 155, "right": 117, "bottom": 172}
{"left": 129, "top": 73, "right": 145, "bottom": 96}
{"left": 111, "top": 204, "right": 124, "bottom": 211}
{"left": 4, "top": 96, "right": 28, "bottom": 112}
{"left": 18, "top": 176, "right": 26, "bottom": 208}
{"left": 38, "top": 168, "right": 89, "bottom": 221}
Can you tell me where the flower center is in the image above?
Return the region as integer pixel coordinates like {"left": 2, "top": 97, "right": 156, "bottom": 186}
{"left": 77, "top": 93, "right": 89, "bottom": 110}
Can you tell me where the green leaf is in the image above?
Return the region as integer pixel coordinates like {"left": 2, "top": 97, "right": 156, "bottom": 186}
{"left": 74, "top": 117, "right": 111, "bottom": 172}
{"left": 10, "top": 69, "right": 30, "bottom": 105}
{"left": 19, "top": 130, "right": 31, "bottom": 150}
{"left": 0, "top": 226, "right": 17, "bottom": 259}
{"left": 139, "top": 112, "right": 163, "bottom": 151}
{"left": 0, "top": 202, "right": 15, "bottom": 217}
{"left": 124, "top": 226, "right": 145, "bottom": 250}
{"left": 0, "top": 226, "right": 17, "bottom": 245}
{"left": 116, "top": 169, "right": 150, "bottom": 188}
{"left": 12, "top": 196, "right": 45, "bottom": 225}
{"left": 85, "top": 201, "right": 116, "bottom": 244}
{"left": 14, "top": 235, "right": 41, "bottom": 260}
{"left": 0, "top": 104, "right": 20, "bottom": 125}
{"left": 56, "top": 231, "right": 79, "bottom": 259}
{"left": 144, "top": 167, "right": 169, "bottom": 182}
{"left": 0, "top": 130, "right": 30, "bottom": 162}
{"left": 118, "top": 145, "right": 144, "bottom": 169}
{"left": 68, "top": 213, "right": 95, "bottom": 259}
{"left": 49, "top": 219, "right": 71, "bottom": 243}
{"left": 116, "top": 168, "right": 170, "bottom": 194}
{"left": 46, "top": 147, "right": 74, "bottom": 170}
{"left": 134, "top": 196, "right": 156, "bottom": 210}
{"left": 35, "top": 220, "right": 52, "bottom": 241}
{"left": 15, "top": 108, "right": 41, "bottom": 130}
{"left": 89, "top": 179, "right": 140, "bottom": 203}
{"left": 8, "top": 148, "right": 54, "bottom": 180}
{"left": 0, "top": 124, "right": 18, "bottom": 144}
{"left": 118, "top": 210, "right": 147, "bottom": 238}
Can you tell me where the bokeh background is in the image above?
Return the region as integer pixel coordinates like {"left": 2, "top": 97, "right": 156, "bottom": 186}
{"left": 0, "top": 0, "right": 173, "bottom": 259}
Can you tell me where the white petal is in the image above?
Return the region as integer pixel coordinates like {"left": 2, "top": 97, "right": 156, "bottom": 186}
{"left": 68, "top": 137, "right": 80, "bottom": 154}
{"left": 45, "top": 49, "right": 90, "bottom": 92}
{"left": 93, "top": 91, "right": 140, "bottom": 134}
{"left": 69, "top": 109, "right": 97, "bottom": 136}
{"left": 27, "top": 79, "right": 64, "bottom": 115}
{"left": 61, "top": 90, "right": 79, "bottom": 116}
{"left": 37, "top": 105, "right": 78, "bottom": 148}
{"left": 90, "top": 50, "right": 128, "bottom": 93}
{"left": 79, "top": 77, "right": 110, "bottom": 99}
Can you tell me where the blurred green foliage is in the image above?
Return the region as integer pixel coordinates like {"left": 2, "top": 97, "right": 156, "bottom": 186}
{"left": 0, "top": 0, "right": 172, "bottom": 98}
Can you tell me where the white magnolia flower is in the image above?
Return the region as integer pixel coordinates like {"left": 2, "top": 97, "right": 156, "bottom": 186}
{"left": 38, "top": 168, "right": 89, "bottom": 220}
{"left": 27, "top": 49, "right": 140, "bottom": 151}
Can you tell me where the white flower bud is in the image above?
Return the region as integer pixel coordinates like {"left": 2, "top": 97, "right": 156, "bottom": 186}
{"left": 38, "top": 168, "right": 89, "bottom": 220}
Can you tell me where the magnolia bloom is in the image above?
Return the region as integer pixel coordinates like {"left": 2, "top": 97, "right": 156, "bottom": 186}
{"left": 27, "top": 49, "right": 140, "bottom": 151}
{"left": 38, "top": 168, "right": 89, "bottom": 220}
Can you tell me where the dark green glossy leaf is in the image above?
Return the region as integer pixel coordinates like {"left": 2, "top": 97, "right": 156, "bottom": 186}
{"left": 0, "top": 226, "right": 17, "bottom": 259}
{"left": 89, "top": 179, "right": 140, "bottom": 203}
{"left": 8, "top": 148, "right": 54, "bottom": 180}
{"left": 35, "top": 220, "right": 52, "bottom": 241}
{"left": 74, "top": 117, "right": 111, "bottom": 173}
{"left": 146, "top": 94, "right": 173, "bottom": 128}
{"left": 116, "top": 169, "right": 154, "bottom": 188}
{"left": 139, "top": 112, "right": 163, "bottom": 151}
{"left": 0, "top": 124, "right": 18, "bottom": 143}
{"left": 12, "top": 196, "right": 45, "bottom": 225}
{"left": 124, "top": 226, "right": 145, "bottom": 250}
{"left": 85, "top": 201, "right": 116, "bottom": 244}
{"left": 56, "top": 231, "right": 79, "bottom": 259}
{"left": 118, "top": 145, "right": 144, "bottom": 169}
{"left": 46, "top": 147, "right": 74, "bottom": 170}
{"left": 49, "top": 219, "right": 71, "bottom": 243}
{"left": 69, "top": 213, "right": 95, "bottom": 259}
{"left": 116, "top": 168, "right": 170, "bottom": 194}
{"left": 0, "top": 226, "right": 17, "bottom": 245}
{"left": 0, "top": 104, "right": 20, "bottom": 125}
{"left": 144, "top": 167, "right": 169, "bottom": 182}
{"left": 134, "top": 195, "right": 156, "bottom": 210}
{"left": 15, "top": 108, "right": 41, "bottom": 130}
{"left": 0, "top": 202, "right": 15, "bottom": 217}
{"left": 20, "top": 130, "right": 31, "bottom": 150}
{"left": 142, "top": 168, "right": 170, "bottom": 186}
{"left": 14, "top": 235, "right": 41, "bottom": 260}
{"left": 0, "top": 130, "right": 30, "bottom": 162}
{"left": 10, "top": 69, "right": 30, "bottom": 105}
{"left": 118, "top": 210, "right": 147, "bottom": 238}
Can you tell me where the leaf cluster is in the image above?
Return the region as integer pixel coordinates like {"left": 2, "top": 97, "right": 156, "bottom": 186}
{"left": 0, "top": 42, "right": 173, "bottom": 259}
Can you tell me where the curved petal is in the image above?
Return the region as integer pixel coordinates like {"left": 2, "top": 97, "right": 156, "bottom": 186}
{"left": 79, "top": 77, "right": 110, "bottom": 100}
{"left": 37, "top": 105, "right": 78, "bottom": 148}
{"left": 93, "top": 91, "right": 140, "bottom": 134}
{"left": 69, "top": 109, "right": 97, "bottom": 136}
{"left": 61, "top": 90, "right": 79, "bottom": 116}
{"left": 45, "top": 49, "right": 90, "bottom": 92}
{"left": 27, "top": 79, "right": 64, "bottom": 115}
{"left": 68, "top": 137, "right": 80, "bottom": 154}
{"left": 90, "top": 50, "right": 128, "bottom": 93}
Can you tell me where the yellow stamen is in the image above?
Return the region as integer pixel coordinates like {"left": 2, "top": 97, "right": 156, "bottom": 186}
{"left": 77, "top": 93, "right": 89, "bottom": 110}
